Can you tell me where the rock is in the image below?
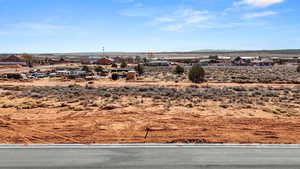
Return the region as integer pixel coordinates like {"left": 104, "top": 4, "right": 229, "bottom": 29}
{"left": 30, "top": 92, "right": 42, "bottom": 98}
{"left": 104, "top": 93, "right": 111, "bottom": 97}
{"left": 102, "top": 104, "right": 120, "bottom": 110}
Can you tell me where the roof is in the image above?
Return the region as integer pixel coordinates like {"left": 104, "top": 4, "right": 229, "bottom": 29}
{"left": 88, "top": 56, "right": 103, "bottom": 60}
{"left": 149, "top": 61, "right": 169, "bottom": 63}
{"left": 199, "top": 59, "right": 213, "bottom": 63}
{"left": 218, "top": 56, "right": 231, "bottom": 60}
{"left": 240, "top": 56, "right": 256, "bottom": 60}
{"left": 261, "top": 58, "right": 273, "bottom": 62}
{"left": 0, "top": 62, "right": 27, "bottom": 65}
{"left": 251, "top": 58, "right": 274, "bottom": 63}
{"left": 97, "top": 57, "right": 114, "bottom": 61}
{"left": 163, "top": 56, "right": 203, "bottom": 60}
{"left": 0, "top": 55, "right": 24, "bottom": 62}
{"left": 65, "top": 57, "right": 81, "bottom": 61}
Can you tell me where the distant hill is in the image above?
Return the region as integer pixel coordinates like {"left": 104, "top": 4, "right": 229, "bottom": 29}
{"left": 188, "top": 49, "right": 300, "bottom": 55}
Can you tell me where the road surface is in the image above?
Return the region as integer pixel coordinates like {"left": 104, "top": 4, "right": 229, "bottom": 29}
{"left": 0, "top": 144, "right": 299, "bottom": 169}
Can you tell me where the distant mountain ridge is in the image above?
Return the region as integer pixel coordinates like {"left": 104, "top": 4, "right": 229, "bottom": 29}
{"left": 189, "top": 49, "right": 300, "bottom": 55}
{"left": 1, "top": 49, "right": 300, "bottom": 56}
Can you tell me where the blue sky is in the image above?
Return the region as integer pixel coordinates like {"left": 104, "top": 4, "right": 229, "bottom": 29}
{"left": 0, "top": 0, "right": 299, "bottom": 53}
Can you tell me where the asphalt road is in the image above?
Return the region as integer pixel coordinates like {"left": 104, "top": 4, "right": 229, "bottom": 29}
{"left": 0, "top": 144, "right": 300, "bottom": 169}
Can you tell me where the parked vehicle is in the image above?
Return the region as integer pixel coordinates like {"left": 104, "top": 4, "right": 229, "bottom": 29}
{"left": 49, "top": 73, "right": 58, "bottom": 77}
{"left": 2, "top": 73, "right": 27, "bottom": 80}
{"left": 35, "top": 73, "right": 47, "bottom": 78}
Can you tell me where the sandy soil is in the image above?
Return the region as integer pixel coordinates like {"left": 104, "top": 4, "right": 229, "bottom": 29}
{"left": 0, "top": 79, "right": 299, "bottom": 144}
{"left": 1, "top": 78, "right": 300, "bottom": 88}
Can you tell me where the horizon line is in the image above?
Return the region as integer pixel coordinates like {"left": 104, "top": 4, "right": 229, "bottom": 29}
{"left": 1, "top": 48, "right": 300, "bottom": 54}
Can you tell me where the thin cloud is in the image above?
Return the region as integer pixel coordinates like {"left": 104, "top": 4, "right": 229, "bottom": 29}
{"left": 113, "top": 0, "right": 135, "bottom": 3}
{"left": 121, "top": 2, "right": 282, "bottom": 32}
{"left": 234, "top": 0, "right": 285, "bottom": 8}
{"left": 120, "top": 6, "right": 158, "bottom": 17}
{"left": 154, "top": 17, "right": 176, "bottom": 23}
{"left": 15, "top": 23, "right": 64, "bottom": 30}
{"left": 153, "top": 8, "right": 210, "bottom": 32}
{"left": 243, "top": 11, "right": 278, "bottom": 18}
{"left": 6, "top": 22, "right": 65, "bottom": 34}
{"left": 161, "top": 24, "right": 184, "bottom": 32}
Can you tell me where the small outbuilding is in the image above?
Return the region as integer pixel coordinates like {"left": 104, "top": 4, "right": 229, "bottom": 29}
{"left": 126, "top": 71, "right": 136, "bottom": 80}
{"left": 95, "top": 58, "right": 114, "bottom": 65}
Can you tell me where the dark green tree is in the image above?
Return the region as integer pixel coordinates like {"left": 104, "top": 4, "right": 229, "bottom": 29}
{"left": 134, "top": 64, "right": 145, "bottom": 75}
{"left": 120, "top": 61, "right": 127, "bottom": 68}
{"left": 297, "top": 65, "right": 300, "bottom": 73}
{"left": 94, "top": 66, "right": 104, "bottom": 72}
{"left": 111, "top": 63, "right": 118, "bottom": 68}
{"left": 135, "top": 56, "right": 142, "bottom": 63}
{"left": 21, "top": 53, "right": 33, "bottom": 67}
{"left": 111, "top": 73, "right": 119, "bottom": 80}
{"left": 174, "top": 65, "right": 185, "bottom": 74}
{"left": 81, "top": 66, "right": 91, "bottom": 72}
{"left": 188, "top": 64, "right": 205, "bottom": 83}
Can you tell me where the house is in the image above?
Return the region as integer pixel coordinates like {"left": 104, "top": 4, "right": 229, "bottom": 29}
{"left": 198, "top": 59, "right": 214, "bottom": 66}
{"left": 64, "top": 56, "right": 81, "bottom": 63}
{"left": 0, "top": 55, "right": 24, "bottom": 62}
{"left": 145, "top": 61, "right": 170, "bottom": 66}
{"left": 80, "top": 57, "right": 91, "bottom": 64}
{"left": 163, "top": 56, "right": 201, "bottom": 63}
{"left": 272, "top": 57, "right": 300, "bottom": 65}
{"left": 95, "top": 57, "right": 114, "bottom": 65}
{"left": 80, "top": 56, "right": 103, "bottom": 64}
{"left": 216, "top": 56, "right": 231, "bottom": 64}
{"left": 251, "top": 58, "right": 274, "bottom": 66}
{"left": 231, "top": 56, "right": 256, "bottom": 66}
{"left": 88, "top": 56, "right": 102, "bottom": 61}
{"left": 31, "top": 56, "right": 53, "bottom": 65}
{"left": 0, "top": 62, "right": 27, "bottom": 66}
{"left": 47, "top": 57, "right": 70, "bottom": 65}
{"left": 67, "top": 71, "right": 87, "bottom": 79}
{"left": 0, "top": 55, "right": 27, "bottom": 66}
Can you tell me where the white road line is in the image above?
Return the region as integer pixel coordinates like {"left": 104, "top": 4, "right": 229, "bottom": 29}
{"left": 0, "top": 144, "right": 300, "bottom": 149}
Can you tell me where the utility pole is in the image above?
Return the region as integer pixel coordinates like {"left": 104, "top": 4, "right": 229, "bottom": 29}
{"left": 102, "top": 46, "right": 105, "bottom": 58}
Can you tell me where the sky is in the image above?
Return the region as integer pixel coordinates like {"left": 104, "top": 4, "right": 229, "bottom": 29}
{"left": 0, "top": 0, "right": 299, "bottom": 53}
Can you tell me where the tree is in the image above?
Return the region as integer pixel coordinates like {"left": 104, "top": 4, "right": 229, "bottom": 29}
{"left": 111, "top": 63, "right": 118, "bottom": 68}
{"left": 135, "top": 56, "right": 142, "bottom": 63}
{"left": 209, "top": 55, "right": 218, "bottom": 60}
{"left": 188, "top": 64, "right": 205, "bottom": 83}
{"left": 184, "top": 59, "right": 193, "bottom": 64}
{"left": 134, "top": 64, "right": 145, "bottom": 75}
{"left": 297, "top": 65, "right": 300, "bottom": 73}
{"left": 111, "top": 73, "right": 119, "bottom": 80}
{"left": 175, "top": 65, "right": 184, "bottom": 74}
{"left": 81, "top": 66, "right": 91, "bottom": 72}
{"left": 21, "top": 53, "right": 33, "bottom": 67}
{"left": 121, "top": 61, "right": 127, "bottom": 68}
{"left": 94, "top": 66, "right": 104, "bottom": 73}
{"left": 143, "top": 57, "right": 148, "bottom": 63}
